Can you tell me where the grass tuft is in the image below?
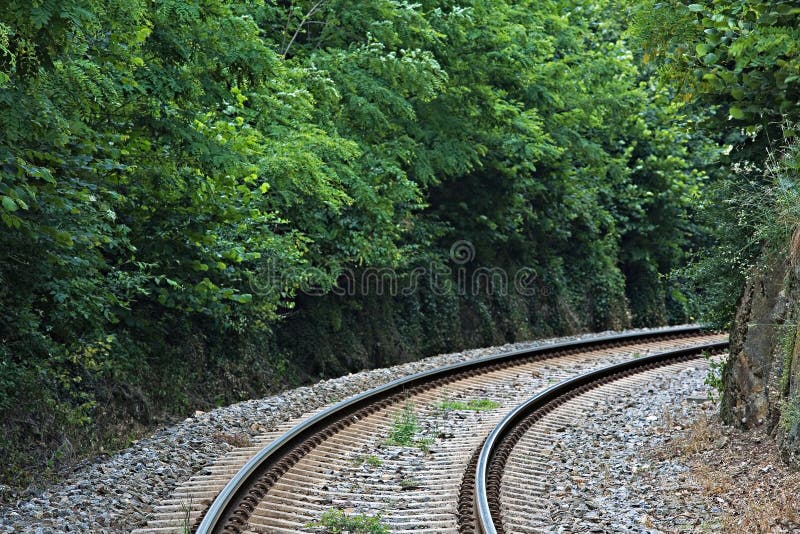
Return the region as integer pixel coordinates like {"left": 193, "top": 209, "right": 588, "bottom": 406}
{"left": 309, "top": 508, "right": 389, "bottom": 534}
{"left": 386, "top": 403, "right": 420, "bottom": 447}
{"left": 385, "top": 402, "right": 434, "bottom": 451}
{"left": 437, "top": 397, "right": 501, "bottom": 412}
{"left": 352, "top": 454, "right": 382, "bottom": 467}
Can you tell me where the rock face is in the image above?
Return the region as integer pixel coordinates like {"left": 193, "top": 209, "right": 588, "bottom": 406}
{"left": 722, "top": 251, "right": 800, "bottom": 466}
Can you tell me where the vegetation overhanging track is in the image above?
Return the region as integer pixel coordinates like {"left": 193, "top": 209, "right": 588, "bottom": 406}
{"left": 192, "top": 326, "right": 712, "bottom": 533}
{"left": 465, "top": 339, "right": 729, "bottom": 534}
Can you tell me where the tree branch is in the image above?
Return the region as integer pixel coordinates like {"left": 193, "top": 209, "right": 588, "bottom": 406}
{"left": 282, "top": 0, "right": 326, "bottom": 59}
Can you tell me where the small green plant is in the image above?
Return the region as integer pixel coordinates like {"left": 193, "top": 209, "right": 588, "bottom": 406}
{"left": 416, "top": 436, "right": 434, "bottom": 454}
{"left": 309, "top": 508, "right": 389, "bottom": 534}
{"left": 703, "top": 351, "right": 726, "bottom": 401}
{"left": 352, "top": 454, "right": 383, "bottom": 467}
{"left": 180, "top": 496, "right": 193, "bottom": 534}
{"left": 437, "top": 398, "right": 501, "bottom": 412}
{"left": 387, "top": 403, "right": 420, "bottom": 447}
{"left": 385, "top": 403, "right": 435, "bottom": 451}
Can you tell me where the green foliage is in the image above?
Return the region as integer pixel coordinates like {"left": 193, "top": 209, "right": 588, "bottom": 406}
{"left": 704, "top": 352, "right": 726, "bottom": 401}
{"left": 353, "top": 454, "right": 382, "bottom": 468}
{"left": 0, "top": 0, "right": 708, "bottom": 486}
{"left": 762, "top": 139, "right": 800, "bottom": 246}
{"left": 437, "top": 397, "right": 501, "bottom": 412}
{"left": 671, "top": 130, "right": 800, "bottom": 327}
{"left": 634, "top": 0, "right": 800, "bottom": 152}
{"left": 386, "top": 403, "right": 421, "bottom": 447}
{"left": 633, "top": 0, "right": 800, "bottom": 327}
{"left": 311, "top": 508, "right": 389, "bottom": 534}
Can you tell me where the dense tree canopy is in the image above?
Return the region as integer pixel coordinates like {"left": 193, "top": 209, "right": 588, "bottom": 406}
{"left": 634, "top": 0, "right": 800, "bottom": 325}
{"left": 0, "top": 0, "right": 709, "bottom": 485}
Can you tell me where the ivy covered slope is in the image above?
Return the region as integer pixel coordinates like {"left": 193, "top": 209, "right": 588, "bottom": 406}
{"left": 0, "top": 0, "right": 705, "bottom": 486}
{"left": 635, "top": 0, "right": 800, "bottom": 463}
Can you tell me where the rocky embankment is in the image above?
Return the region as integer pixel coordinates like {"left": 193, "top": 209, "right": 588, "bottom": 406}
{"left": 722, "top": 249, "right": 800, "bottom": 466}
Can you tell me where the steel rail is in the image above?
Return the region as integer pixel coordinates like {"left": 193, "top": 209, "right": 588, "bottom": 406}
{"left": 195, "top": 325, "right": 705, "bottom": 533}
{"left": 472, "top": 338, "right": 729, "bottom": 534}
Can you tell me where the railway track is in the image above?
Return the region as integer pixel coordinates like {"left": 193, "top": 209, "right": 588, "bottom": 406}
{"left": 134, "top": 326, "right": 726, "bottom": 533}
{"left": 466, "top": 341, "right": 727, "bottom": 533}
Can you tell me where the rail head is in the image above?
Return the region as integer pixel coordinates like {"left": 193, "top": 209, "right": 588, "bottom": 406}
{"left": 196, "top": 325, "right": 707, "bottom": 533}
{"left": 472, "top": 339, "right": 729, "bottom": 534}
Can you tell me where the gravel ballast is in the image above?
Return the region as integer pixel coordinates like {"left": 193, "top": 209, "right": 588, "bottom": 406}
{"left": 0, "top": 326, "right": 700, "bottom": 533}
{"left": 535, "top": 361, "right": 718, "bottom": 532}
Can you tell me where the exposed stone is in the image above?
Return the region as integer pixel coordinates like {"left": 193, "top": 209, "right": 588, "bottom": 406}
{"left": 723, "top": 252, "right": 800, "bottom": 467}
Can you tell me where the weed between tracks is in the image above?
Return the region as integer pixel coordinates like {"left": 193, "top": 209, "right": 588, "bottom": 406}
{"left": 179, "top": 496, "right": 192, "bottom": 534}
{"left": 387, "top": 403, "right": 419, "bottom": 446}
{"left": 308, "top": 508, "right": 389, "bottom": 533}
{"left": 385, "top": 402, "right": 433, "bottom": 451}
{"left": 436, "top": 397, "right": 501, "bottom": 412}
{"left": 352, "top": 454, "right": 383, "bottom": 467}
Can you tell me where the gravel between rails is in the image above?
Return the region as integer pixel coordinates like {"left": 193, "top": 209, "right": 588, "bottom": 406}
{"left": 288, "top": 338, "right": 721, "bottom": 534}
{"left": 0, "top": 325, "right": 696, "bottom": 533}
{"left": 532, "top": 360, "right": 720, "bottom": 533}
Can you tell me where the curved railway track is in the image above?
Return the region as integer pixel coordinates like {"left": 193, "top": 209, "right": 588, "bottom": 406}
{"left": 135, "top": 326, "right": 726, "bottom": 534}
{"left": 466, "top": 340, "right": 728, "bottom": 533}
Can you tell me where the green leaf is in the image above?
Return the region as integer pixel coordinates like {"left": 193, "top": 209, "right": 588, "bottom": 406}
{"left": 688, "top": 4, "right": 704, "bottom": 12}
{"left": 1, "top": 196, "right": 18, "bottom": 212}
{"left": 0, "top": 212, "right": 21, "bottom": 228}
{"left": 696, "top": 44, "right": 711, "bottom": 55}
{"left": 54, "top": 231, "right": 74, "bottom": 247}
{"left": 230, "top": 293, "right": 253, "bottom": 304}
{"left": 729, "top": 106, "right": 745, "bottom": 119}
{"left": 30, "top": 7, "right": 52, "bottom": 28}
